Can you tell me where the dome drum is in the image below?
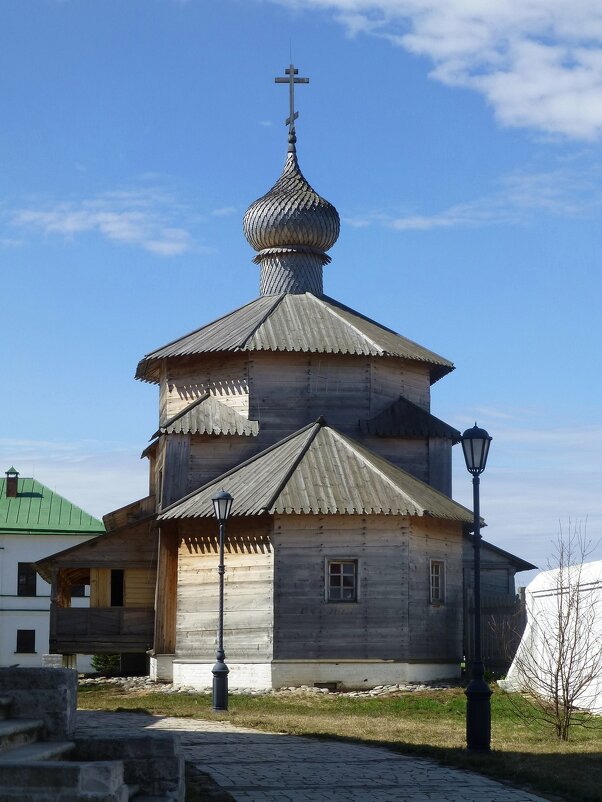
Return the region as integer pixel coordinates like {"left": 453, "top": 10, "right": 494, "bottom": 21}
{"left": 259, "top": 251, "right": 324, "bottom": 296}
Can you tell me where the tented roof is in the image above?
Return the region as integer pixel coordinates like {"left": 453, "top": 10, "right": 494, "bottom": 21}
{"left": 159, "top": 418, "right": 473, "bottom": 522}
{"left": 136, "top": 293, "right": 454, "bottom": 384}
{"left": 360, "top": 396, "right": 460, "bottom": 441}
{"left": 154, "top": 393, "right": 259, "bottom": 438}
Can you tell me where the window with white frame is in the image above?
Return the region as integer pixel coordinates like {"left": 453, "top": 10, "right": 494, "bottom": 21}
{"left": 327, "top": 560, "right": 357, "bottom": 602}
{"left": 430, "top": 560, "right": 445, "bottom": 604}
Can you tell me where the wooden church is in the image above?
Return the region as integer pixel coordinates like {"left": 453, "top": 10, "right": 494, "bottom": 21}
{"left": 38, "top": 67, "right": 490, "bottom": 690}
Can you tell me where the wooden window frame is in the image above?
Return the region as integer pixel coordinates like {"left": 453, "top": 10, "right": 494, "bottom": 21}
{"left": 326, "top": 559, "right": 358, "bottom": 603}
{"left": 15, "top": 629, "right": 36, "bottom": 654}
{"left": 430, "top": 559, "right": 445, "bottom": 605}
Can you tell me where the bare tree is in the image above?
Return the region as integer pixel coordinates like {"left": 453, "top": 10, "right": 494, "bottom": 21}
{"left": 502, "top": 521, "right": 602, "bottom": 740}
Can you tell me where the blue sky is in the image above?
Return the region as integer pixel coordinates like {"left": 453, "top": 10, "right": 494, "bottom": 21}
{"left": 2, "top": 0, "right": 602, "bottom": 579}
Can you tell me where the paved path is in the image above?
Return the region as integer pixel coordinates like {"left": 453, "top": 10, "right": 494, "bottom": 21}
{"left": 76, "top": 710, "right": 552, "bottom": 802}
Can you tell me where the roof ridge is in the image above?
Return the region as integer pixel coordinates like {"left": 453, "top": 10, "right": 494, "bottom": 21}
{"left": 159, "top": 419, "right": 319, "bottom": 516}
{"left": 329, "top": 426, "right": 473, "bottom": 517}
{"left": 327, "top": 427, "right": 415, "bottom": 512}
{"left": 264, "top": 419, "right": 323, "bottom": 512}
{"left": 238, "top": 293, "right": 286, "bottom": 348}
{"left": 311, "top": 295, "right": 385, "bottom": 355}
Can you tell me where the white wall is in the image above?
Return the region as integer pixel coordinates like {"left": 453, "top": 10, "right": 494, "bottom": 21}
{"left": 0, "top": 532, "right": 96, "bottom": 671}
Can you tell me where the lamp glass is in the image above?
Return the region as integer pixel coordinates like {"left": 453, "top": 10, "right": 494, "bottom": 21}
{"left": 212, "top": 490, "right": 233, "bottom": 523}
{"left": 461, "top": 425, "right": 492, "bottom": 475}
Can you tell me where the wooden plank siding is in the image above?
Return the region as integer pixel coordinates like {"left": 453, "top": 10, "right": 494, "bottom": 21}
{"left": 90, "top": 568, "right": 111, "bottom": 607}
{"left": 124, "top": 568, "right": 156, "bottom": 607}
{"left": 162, "top": 434, "right": 191, "bottom": 507}
{"left": 408, "top": 518, "right": 463, "bottom": 662}
{"left": 272, "top": 515, "right": 412, "bottom": 660}
{"left": 359, "top": 436, "right": 429, "bottom": 486}
{"left": 371, "top": 358, "right": 431, "bottom": 413}
{"left": 188, "top": 437, "right": 259, "bottom": 494}
{"left": 154, "top": 526, "right": 178, "bottom": 654}
{"left": 176, "top": 517, "right": 273, "bottom": 661}
{"left": 161, "top": 355, "right": 250, "bottom": 424}
{"left": 50, "top": 607, "right": 154, "bottom": 654}
{"left": 271, "top": 514, "right": 463, "bottom": 665}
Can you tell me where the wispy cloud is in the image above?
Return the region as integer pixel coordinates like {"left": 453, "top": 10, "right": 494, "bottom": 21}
{"left": 0, "top": 438, "right": 148, "bottom": 520}
{"left": 266, "top": 0, "right": 602, "bottom": 140}
{"left": 211, "top": 206, "right": 237, "bottom": 217}
{"left": 450, "top": 417, "right": 602, "bottom": 571}
{"left": 344, "top": 163, "right": 602, "bottom": 231}
{"left": 9, "top": 188, "right": 195, "bottom": 256}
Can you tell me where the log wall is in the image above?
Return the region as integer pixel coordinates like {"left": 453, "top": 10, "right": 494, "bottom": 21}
{"left": 175, "top": 518, "right": 273, "bottom": 662}
{"left": 272, "top": 514, "right": 463, "bottom": 663}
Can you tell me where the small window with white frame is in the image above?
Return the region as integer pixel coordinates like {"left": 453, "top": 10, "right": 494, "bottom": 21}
{"left": 327, "top": 559, "right": 358, "bottom": 602}
{"left": 430, "top": 560, "right": 445, "bottom": 604}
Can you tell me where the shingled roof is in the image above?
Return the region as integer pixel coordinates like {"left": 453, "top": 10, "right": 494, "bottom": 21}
{"left": 136, "top": 293, "right": 454, "bottom": 384}
{"left": 359, "top": 396, "right": 461, "bottom": 441}
{"left": 0, "top": 476, "right": 105, "bottom": 535}
{"left": 159, "top": 418, "right": 473, "bottom": 522}
{"left": 154, "top": 393, "right": 259, "bottom": 438}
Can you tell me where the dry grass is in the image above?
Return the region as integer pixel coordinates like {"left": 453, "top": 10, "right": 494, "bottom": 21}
{"left": 78, "top": 685, "right": 602, "bottom": 802}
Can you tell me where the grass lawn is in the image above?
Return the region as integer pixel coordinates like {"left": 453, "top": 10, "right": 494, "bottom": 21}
{"left": 78, "top": 684, "right": 602, "bottom": 802}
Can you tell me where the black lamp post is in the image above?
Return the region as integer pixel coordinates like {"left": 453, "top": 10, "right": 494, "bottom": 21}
{"left": 461, "top": 423, "right": 492, "bottom": 752}
{"left": 211, "top": 489, "right": 233, "bottom": 712}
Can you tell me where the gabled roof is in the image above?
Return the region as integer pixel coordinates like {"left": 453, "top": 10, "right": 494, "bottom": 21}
{"left": 153, "top": 393, "right": 259, "bottom": 438}
{"left": 360, "top": 396, "right": 461, "bottom": 441}
{"left": 136, "top": 293, "right": 454, "bottom": 385}
{"left": 159, "top": 418, "right": 473, "bottom": 522}
{"left": 0, "top": 477, "right": 105, "bottom": 535}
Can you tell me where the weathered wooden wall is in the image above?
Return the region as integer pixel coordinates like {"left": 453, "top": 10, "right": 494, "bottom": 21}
{"left": 272, "top": 514, "right": 463, "bottom": 664}
{"left": 175, "top": 517, "right": 273, "bottom": 662}
{"left": 161, "top": 356, "right": 250, "bottom": 423}
{"left": 152, "top": 351, "right": 446, "bottom": 509}
{"left": 272, "top": 515, "right": 411, "bottom": 660}
{"left": 360, "top": 436, "right": 429, "bottom": 485}
{"left": 408, "top": 518, "right": 463, "bottom": 662}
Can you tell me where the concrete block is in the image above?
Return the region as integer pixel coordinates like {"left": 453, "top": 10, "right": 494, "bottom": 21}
{"left": 0, "top": 668, "right": 77, "bottom": 738}
{"left": 78, "top": 761, "right": 124, "bottom": 793}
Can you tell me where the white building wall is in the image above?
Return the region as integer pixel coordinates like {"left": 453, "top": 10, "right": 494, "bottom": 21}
{"left": 0, "top": 532, "right": 96, "bottom": 672}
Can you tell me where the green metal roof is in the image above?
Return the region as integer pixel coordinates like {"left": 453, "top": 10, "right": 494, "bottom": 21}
{"left": 0, "top": 476, "right": 105, "bottom": 535}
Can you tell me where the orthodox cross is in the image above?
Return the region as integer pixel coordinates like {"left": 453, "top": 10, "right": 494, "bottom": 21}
{"left": 275, "top": 64, "right": 309, "bottom": 140}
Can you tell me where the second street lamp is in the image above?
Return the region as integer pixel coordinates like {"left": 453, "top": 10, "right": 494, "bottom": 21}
{"left": 461, "top": 423, "right": 492, "bottom": 752}
{"left": 211, "top": 489, "right": 233, "bottom": 712}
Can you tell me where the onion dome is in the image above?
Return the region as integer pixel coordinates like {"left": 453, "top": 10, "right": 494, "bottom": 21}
{"left": 243, "top": 140, "right": 340, "bottom": 296}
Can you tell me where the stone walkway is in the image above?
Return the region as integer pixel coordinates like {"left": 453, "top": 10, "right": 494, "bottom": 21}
{"left": 76, "top": 710, "right": 552, "bottom": 802}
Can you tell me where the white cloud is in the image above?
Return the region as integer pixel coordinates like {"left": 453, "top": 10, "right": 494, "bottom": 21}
{"left": 344, "top": 162, "right": 602, "bottom": 230}
{"left": 10, "top": 188, "right": 194, "bottom": 256}
{"left": 266, "top": 0, "right": 602, "bottom": 140}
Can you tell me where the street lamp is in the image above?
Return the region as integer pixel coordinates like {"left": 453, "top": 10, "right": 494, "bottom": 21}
{"left": 461, "top": 423, "right": 492, "bottom": 752}
{"left": 211, "top": 489, "right": 233, "bottom": 712}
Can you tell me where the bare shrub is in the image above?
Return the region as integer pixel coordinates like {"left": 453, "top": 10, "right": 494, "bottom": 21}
{"left": 502, "top": 521, "right": 602, "bottom": 740}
